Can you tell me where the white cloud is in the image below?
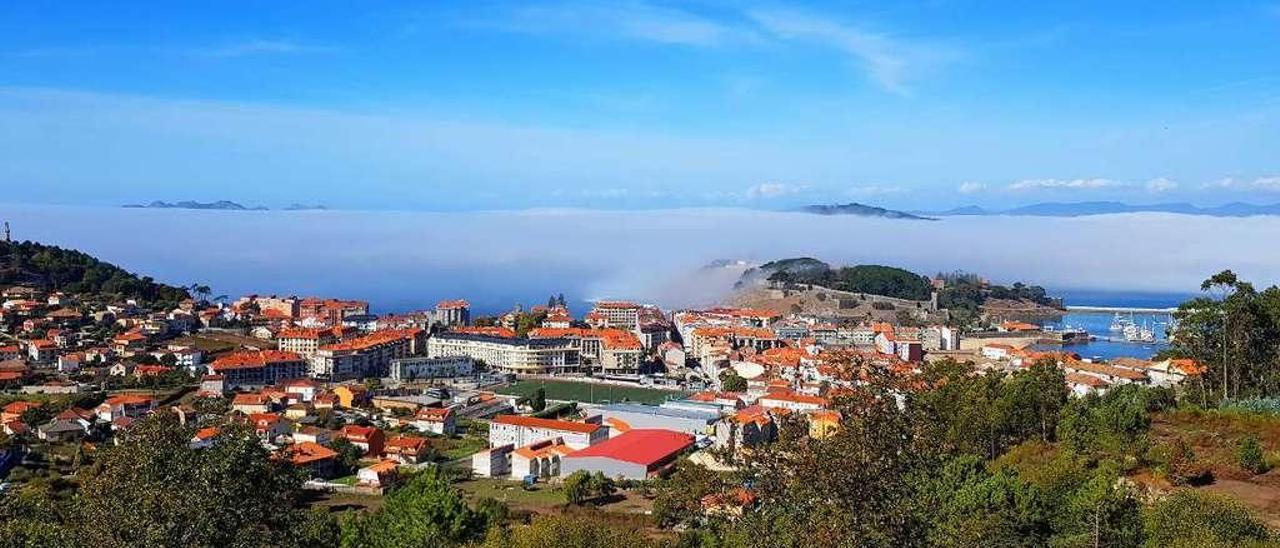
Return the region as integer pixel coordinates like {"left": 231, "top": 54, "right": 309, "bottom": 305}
{"left": 746, "top": 182, "right": 807, "bottom": 199}
{"left": 1202, "top": 176, "right": 1280, "bottom": 191}
{"left": 746, "top": 8, "right": 957, "bottom": 94}
{"left": 1007, "top": 178, "right": 1122, "bottom": 191}
{"left": 847, "top": 185, "right": 905, "bottom": 195}
{"left": 957, "top": 181, "right": 986, "bottom": 194}
{"left": 1145, "top": 177, "right": 1178, "bottom": 193}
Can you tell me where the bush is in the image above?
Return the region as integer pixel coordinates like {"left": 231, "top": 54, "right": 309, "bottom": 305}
{"left": 1144, "top": 490, "right": 1272, "bottom": 547}
{"left": 1237, "top": 436, "right": 1269, "bottom": 475}
{"left": 1161, "top": 438, "right": 1213, "bottom": 486}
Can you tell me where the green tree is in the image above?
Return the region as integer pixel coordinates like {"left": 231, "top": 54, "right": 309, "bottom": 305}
{"left": 719, "top": 371, "right": 747, "bottom": 393}
{"left": 73, "top": 412, "right": 315, "bottom": 548}
{"left": 484, "top": 512, "right": 663, "bottom": 548}
{"left": 330, "top": 438, "right": 365, "bottom": 476}
{"left": 340, "top": 467, "right": 486, "bottom": 547}
{"left": 563, "top": 470, "right": 592, "bottom": 505}
{"left": 530, "top": 388, "right": 547, "bottom": 413}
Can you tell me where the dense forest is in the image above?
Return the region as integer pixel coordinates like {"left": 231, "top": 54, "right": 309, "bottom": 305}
{"left": 0, "top": 240, "right": 189, "bottom": 306}
{"left": 761, "top": 260, "right": 935, "bottom": 301}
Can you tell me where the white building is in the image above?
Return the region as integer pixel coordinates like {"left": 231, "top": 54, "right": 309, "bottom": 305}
{"left": 488, "top": 415, "right": 606, "bottom": 451}
{"left": 388, "top": 355, "right": 474, "bottom": 382}
{"left": 427, "top": 332, "right": 580, "bottom": 375}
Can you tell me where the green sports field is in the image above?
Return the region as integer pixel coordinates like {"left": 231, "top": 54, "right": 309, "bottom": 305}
{"left": 495, "top": 379, "right": 689, "bottom": 405}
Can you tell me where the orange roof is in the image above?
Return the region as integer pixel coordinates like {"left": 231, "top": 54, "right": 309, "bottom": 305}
{"left": 760, "top": 391, "right": 829, "bottom": 407}
{"left": 513, "top": 438, "right": 575, "bottom": 459}
{"left": 691, "top": 326, "right": 777, "bottom": 339}
{"left": 212, "top": 350, "right": 304, "bottom": 371}
{"left": 436, "top": 299, "right": 470, "bottom": 309}
{"left": 340, "top": 424, "right": 382, "bottom": 441}
{"left": 1068, "top": 362, "right": 1148, "bottom": 382}
{"left": 604, "top": 417, "right": 632, "bottom": 433}
{"left": 1066, "top": 372, "right": 1110, "bottom": 388}
{"left": 1169, "top": 358, "right": 1206, "bottom": 376}
{"left": 232, "top": 393, "right": 271, "bottom": 406}
{"left": 290, "top": 441, "right": 338, "bottom": 465}
{"left": 386, "top": 436, "right": 429, "bottom": 451}
{"left": 0, "top": 371, "right": 24, "bottom": 382}
{"left": 593, "top": 301, "right": 640, "bottom": 310}
{"left": 450, "top": 326, "right": 517, "bottom": 338}
{"left": 414, "top": 407, "right": 453, "bottom": 420}
{"left": 492, "top": 414, "right": 601, "bottom": 434}
{"left": 2, "top": 401, "right": 39, "bottom": 414}
{"left": 319, "top": 329, "right": 422, "bottom": 352}
{"left": 104, "top": 394, "right": 154, "bottom": 406}
{"left": 193, "top": 427, "right": 221, "bottom": 441}
{"left": 365, "top": 460, "right": 399, "bottom": 473}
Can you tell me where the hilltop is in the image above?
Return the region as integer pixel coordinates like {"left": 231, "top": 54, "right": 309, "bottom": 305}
{"left": 798, "top": 202, "right": 935, "bottom": 220}
{"left": 0, "top": 240, "right": 190, "bottom": 305}
{"left": 123, "top": 200, "right": 267, "bottom": 211}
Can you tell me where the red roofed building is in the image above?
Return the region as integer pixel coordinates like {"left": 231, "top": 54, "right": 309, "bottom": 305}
{"left": 311, "top": 329, "right": 425, "bottom": 381}
{"left": 211, "top": 350, "right": 307, "bottom": 388}
{"left": 758, "top": 390, "right": 829, "bottom": 412}
{"left": 288, "top": 441, "right": 339, "bottom": 478}
{"left": 339, "top": 424, "right": 386, "bottom": 457}
{"left": 489, "top": 415, "right": 606, "bottom": 450}
{"left": 384, "top": 436, "right": 430, "bottom": 464}
{"left": 435, "top": 300, "right": 471, "bottom": 327}
{"left": 562, "top": 429, "right": 694, "bottom": 480}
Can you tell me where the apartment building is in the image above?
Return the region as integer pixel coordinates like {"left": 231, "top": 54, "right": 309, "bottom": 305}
{"left": 426, "top": 332, "right": 580, "bottom": 375}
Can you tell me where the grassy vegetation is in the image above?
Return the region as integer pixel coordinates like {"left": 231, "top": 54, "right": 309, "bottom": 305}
{"left": 496, "top": 379, "right": 688, "bottom": 405}
{"left": 330, "top": 475, "right": 358, "bottom": 486}
{"left": 454, "top": 476, "right": 565, "bottom": 508}
{"left": 434, "top": 436, "right": 488, "bottom": 462}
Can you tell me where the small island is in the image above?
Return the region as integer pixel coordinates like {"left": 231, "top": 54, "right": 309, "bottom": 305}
{"left": 123, "top": 200, "right": 268, "bottom": 211}
{"left": 799, "top": 202, "right": 935, "bottom": 220}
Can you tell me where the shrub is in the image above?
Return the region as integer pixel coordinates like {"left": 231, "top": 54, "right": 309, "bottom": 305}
{"left": 1144, "top": 490, "right": 1271, "bottom": 547}
{"left": 1237, "top": 436, "right": 1269, "bottom": 475}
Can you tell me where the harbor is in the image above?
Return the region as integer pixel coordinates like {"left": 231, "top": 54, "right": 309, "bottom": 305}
{"left": 1034, "top": 307, "right": 1176, "bottom": 360}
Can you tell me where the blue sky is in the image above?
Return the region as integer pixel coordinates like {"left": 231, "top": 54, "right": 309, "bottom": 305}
{"left": 1, "top": 1, "right": 1279, "bottom": 211}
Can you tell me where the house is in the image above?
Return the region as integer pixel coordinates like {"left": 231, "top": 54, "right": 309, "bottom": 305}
{"left": 489, "top": 415, "right": 606, "bottom": 451}
{"left": 758, "top": 391, "right": 829, "bottom": 412}
{"left": 714, "top": 405, "right": 778, "bottom": 452}
{"left": 3, "top": 420, "right": 29, "bottom": 436}
{"left": 472, "top": 444, "right": 514, "bottom": 478}
{"left": 283, "top": 403, "right": 314, "bottom": 420}
{"left": 190, "top": 427, "right": 221, "bottom": 449}
{"left": 357, "top": 460, "right": 400, "bottom": 488}
{"left": 53, "top": 407, "right": 95, "bottom": 432}
{"left": 199, "top": 375, "right": 227, "bottom": 397}
{"left": 26, "top": 339, "right": 57, "bottom": 364}
{"left": 289, "top": 442, "right": 339, "bottom": 479}
{"left": 596, "top": 403, "right": 721, "bottom": 437}
{"left": 561, "top": 429, "right": 695, "bottom": 480}
{"left": 981, "top": 344, "right": 1016, "bottom": 361}
{"left": 210, "top": 350, "right": 308, "bottom": 389}
{"left": 384, "top": 436, "right": 431, "bottom": 464}
{"left": 1066, "top": 372, "right": 1111, "bottom": 396}
{"left": 510, "top": 438, "right": 575, "bottom": 480}
{"left": 231, "top": 393, "right": 273, "bottom": 414}
{"left": 281, "top": 379, "right": 323, "bottom": 402}
{"left": 808, "top": 410, "right": 841, "bottom": 439}
{"left": 293, "top": 426, "right": 334, "bottom": 446}
{"left": 1, "top": 401, "right": 40, "bottom": 423}
{"left": 339, "top": 424, "right": 386, "bottom": 457}
{"left": 95, "top": 394, "right": 155, "bottom": 422}
{"left": 701, "top": 488, "right": 757, "bottom": 519}
{"left": 249, "top": 413, "right": 291, "bottom": 441}
{"left": 332, "top": 384, "right": 369, "bottom": 408}
{"left": 38, "top": 418, "right": 89, "bottom": 442}
{"left": 411, "top": 406, "right": 457, "bottom": 436}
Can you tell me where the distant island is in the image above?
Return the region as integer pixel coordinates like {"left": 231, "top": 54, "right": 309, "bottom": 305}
{"left": 798, "top": 202, "right": 935, "bottom": 220}
{"left": 123, "top": 200, "right": 267, "bottom": 211}
{"left": 122, "top": 200, "right": 327, "bottom": 211}
{"left": 916, "top": 201, "right": 1280, "bottom": 218}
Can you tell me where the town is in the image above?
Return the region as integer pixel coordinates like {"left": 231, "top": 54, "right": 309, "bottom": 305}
{"left": 0, "top": 259, "right": 1205, "bottom": 493}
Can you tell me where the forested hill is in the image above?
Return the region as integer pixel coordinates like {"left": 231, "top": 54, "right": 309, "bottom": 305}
{"left": 747, "top": 259, "right": 934, "bottom": 301}
{"left": 0, "top": 240, "right": 189, "bottom": 305}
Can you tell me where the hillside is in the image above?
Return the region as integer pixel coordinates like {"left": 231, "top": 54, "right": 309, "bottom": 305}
{"left": 798, "top": 202, "right": 935, "bottom": 220}
{"left": 0, "top": 240, "right": 190, "bottom": 305}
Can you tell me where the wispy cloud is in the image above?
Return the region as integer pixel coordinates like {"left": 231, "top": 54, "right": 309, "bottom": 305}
{"left": 187, "top": 39, "right": 337, "bottom": 58}
{"left": 746, "top": 182, "right": 808, "bottom": 199}
{"left": 472, "top": 2, "right": 955, "bottom": 94}
{"left": 1145, "top": 177, "right": 1178, "bottom": 193}
{"left": 1007, "top": 178, "right": 1123, "bottom": 191}
{"left": 1203, "top": 176, "right": 1280, "bottom": 192}
{"left": 746, "top": 8, "right": 959, "bottom": 94}
{"left": 847, "top": 184, "right": 905, "bottom": 195}
{"left": 957, "top": 181, "right": 987, "bottom": 194}
{"left": 475, "top": 1, "right": 747, "bottom": 47}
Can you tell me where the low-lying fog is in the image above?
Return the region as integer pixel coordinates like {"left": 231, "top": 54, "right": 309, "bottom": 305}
{"left": 3, "top": 204, "right": 1271, "bottom": 314}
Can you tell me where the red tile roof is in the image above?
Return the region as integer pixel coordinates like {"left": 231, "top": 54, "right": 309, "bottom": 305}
{"left": 212, "top": 350, "right": 304, "bottom": 371}
{"left": 567, "top": 429, "right": 693, "bottom": 466}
